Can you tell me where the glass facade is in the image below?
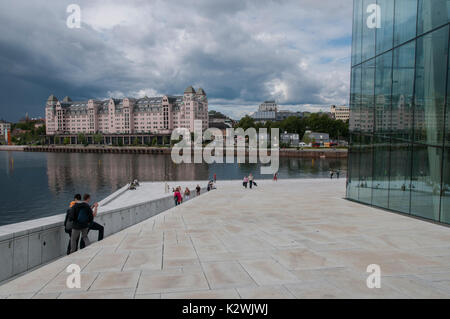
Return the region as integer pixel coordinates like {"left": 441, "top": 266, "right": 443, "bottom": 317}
{"left": 347, "top": 0, "right": 450, "bottom": 224}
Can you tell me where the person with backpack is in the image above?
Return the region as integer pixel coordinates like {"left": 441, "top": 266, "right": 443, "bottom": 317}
{"left": 70, "top": 194, "right": 98, "bottom": 254}
{"left": 65, "top": 194, "right": 81, "bottom": 255}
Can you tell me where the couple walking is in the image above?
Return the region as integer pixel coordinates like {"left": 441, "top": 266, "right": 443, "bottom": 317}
{"left": 64, "top": 193, "right": 103, "bottom": 254}
{"left": 243, "top": 173, "right": 257, "bottom": 189}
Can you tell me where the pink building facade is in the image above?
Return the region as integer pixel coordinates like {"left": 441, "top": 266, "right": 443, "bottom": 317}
{"left": 45, "top": 86, "right": 208, "bottom": 135}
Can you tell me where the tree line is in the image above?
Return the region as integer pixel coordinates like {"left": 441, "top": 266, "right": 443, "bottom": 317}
{"left": 234, "top": 113, "right": 349, "bottom": 141}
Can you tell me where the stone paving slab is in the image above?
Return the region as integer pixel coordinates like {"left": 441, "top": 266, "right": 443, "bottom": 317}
{"left": 0, "top": 178, "right": 449, "bottom": 299}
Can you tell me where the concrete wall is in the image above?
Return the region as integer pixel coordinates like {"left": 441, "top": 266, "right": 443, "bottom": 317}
{"left": 0, "top": 187, "right": 205, "bottom": 284}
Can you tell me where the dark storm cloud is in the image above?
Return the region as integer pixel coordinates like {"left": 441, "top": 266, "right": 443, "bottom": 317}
{"left": 0, "top": 0, "right": 352, "bottom": 120}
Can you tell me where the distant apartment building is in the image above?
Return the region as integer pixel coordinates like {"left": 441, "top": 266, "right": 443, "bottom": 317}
{"left": 258, "top": 100, "right": 278, "bottom": 112}
{"left": 251, "top": 101, "right": 302, "bottom": 123}
{"left": 45, "top": 86, "right": 208, "bottom": 135}
{"left": 330, "top": 105, "right": 350, "bottom": 121}
{"left": 0, "top": 120, "right": 11, "bottom": 139}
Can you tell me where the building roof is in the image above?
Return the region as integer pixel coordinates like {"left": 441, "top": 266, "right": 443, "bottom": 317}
{"left": 184, "top": 86, "right": 196, "bottom": 94}
{"left": 197, "top": 88, "right": 206, "bottom": 95}
{"left": 63, "top": 96, "right": 72, "bottom": 102}
{"left": 309, "top": 132, "right": 330, "bottom": 139}
{"left": 47, "top": 94, "right": 58, "bottom": 102}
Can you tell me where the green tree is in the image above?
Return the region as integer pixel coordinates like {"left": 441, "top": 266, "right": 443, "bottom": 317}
{"left": 63, "top": 137, "right": 70, "bottom": 145}
{"left": 93, "top": 133, "right": 103, "bottom": 144}
{"left": 235, "top": 115, "right": 256, "bottom": 131}
{"left": 78, "top": 133, "right": 86, "bottom": 145}
{"left": 302, "top": 133, "right": 312, "bottom": 145}
{"left": 152, "top": 137, "right": 158, "bottom": 146}
{"left": 133, "top": 137, "right": 139, "bottom": 146}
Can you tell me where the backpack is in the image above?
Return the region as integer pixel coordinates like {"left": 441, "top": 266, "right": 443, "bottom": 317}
{"left": 73, "top": 203, "right": 92, "bottom": 228}
{"left": 77, "top": 206, "right": 90, "bottom": 225}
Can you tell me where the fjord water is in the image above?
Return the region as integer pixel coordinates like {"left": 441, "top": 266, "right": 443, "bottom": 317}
{"left": 0, "top": 151, "right": 346, "bottom": 226}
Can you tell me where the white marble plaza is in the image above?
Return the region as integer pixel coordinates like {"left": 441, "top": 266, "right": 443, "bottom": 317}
{"left": 0, "top": 178, "right": 449, "bottom": 299}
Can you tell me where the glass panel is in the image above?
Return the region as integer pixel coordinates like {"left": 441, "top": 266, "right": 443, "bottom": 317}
{"left": 350, "top": 66, "right": 362, "bottom": 132}
{"left": 446, "top": 39, "right": 450, "bottom": 147}
{"left": 410, "top": 145, "right": 442, "bottom": 221}
{"left": 352, "top": 0, "right": 363, "bottom": 66}
{"left": 358, "top": 134, "right": 373, "bottom": 204}
{"left": 392, "top": 41, "right": 415, "bottom": 142}
{"left": 347, "top": 133, "right": 361, "bottom": 200}
{"left": 388, "top": 139, "right": 412, "bottom": 213}
{"left": 375, "top": 51, "right": 393, "bottom": 134}
{"left": 362, "top": 0, "right": 376, "bottom": 61}
{"left": 417, "top": 0, "right": 450, "bottom": 35}
{"left": 441, "top": 147, "right": 450, "bottom": 224}
{"left": 376, "top": 0, "right": 394, "bottom": 54}
{"left": 361, "top": 59, "right": 375, "bottom": 134}
{"left": 372, "top": 135, "right": 390, "bottom": 207}
{"left": 394, "top": 0, "right": 418, "bottom": 46}
{"left": 414, "top": 26, "right": 448, "bottom": 146}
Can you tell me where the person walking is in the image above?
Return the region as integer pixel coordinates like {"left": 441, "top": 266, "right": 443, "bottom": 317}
{"left": 174, "top": 187, "right": 182, "bottom": 206}
{"left": 213, "top": 173, "right": 217, "bottom": 183}
{"left": 249, "top": 173, "right": 254, "bottom": 189}
{"left": 65, "top": 194, "right": 81, "bottom": 255}
{"left": 196, "top": 184, "right": 201, "bottom": 196}
{"left": 330, "top": 170, "right": 334, "bottom": 179}
{"left": 336, "top": 169, "right": 341, "bottom": 179}
{"left": 70, "top": 194, "right": 97, "bottom": 254}
{"left": 243, "top": 176, "right": 249, "bottom": 189}
{"left": 273, "top": 172, "right": 278, "bottom": 182}
{"left": 184, "top": 187, "right": 191, "bottom": 201}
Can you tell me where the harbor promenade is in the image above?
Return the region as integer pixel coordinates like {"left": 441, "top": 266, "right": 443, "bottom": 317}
{"left": 0, "top": 179, "right": 449, "bottom": 299}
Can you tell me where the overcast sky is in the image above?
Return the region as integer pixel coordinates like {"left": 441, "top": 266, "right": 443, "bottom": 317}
{"left": 0, "top": 0, "right": 353, "bottom": 121}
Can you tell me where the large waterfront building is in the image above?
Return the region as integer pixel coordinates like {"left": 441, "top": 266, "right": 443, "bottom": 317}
{"left": 347, "top": 0, "right": 450, "bottom": 224}
{"left": 45, "top": 86, "right": 208, "bottom": 135}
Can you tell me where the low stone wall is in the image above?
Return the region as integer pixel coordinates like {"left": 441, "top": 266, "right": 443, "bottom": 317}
{"left": 0, "top": 187, "right": 205, "bottom": 284}
{"left": 0, "top": 145, "right": 26, "bottom": 151}
{"left": 20, "top": 145, "right": 347, "bottom": 158}
{"left": 279, "top": 148, "right": 348, "bottom": 158}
